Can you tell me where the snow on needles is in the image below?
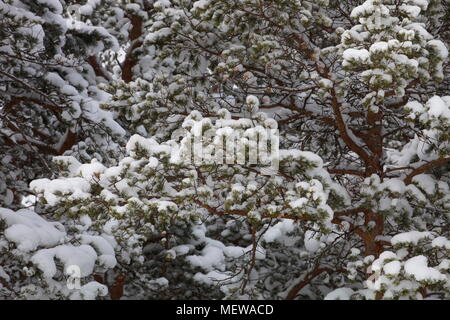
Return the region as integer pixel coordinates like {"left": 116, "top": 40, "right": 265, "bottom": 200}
{"left": 0, "top": 207, "right": 117, "bottom": 284}
{"left": 0, "top": 208, "right": 65, "bottom": 251}
{"left": 404, "top": 256, "right": 446, "bottom": 283}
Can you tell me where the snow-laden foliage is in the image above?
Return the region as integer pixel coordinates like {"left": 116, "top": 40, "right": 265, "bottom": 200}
{"left": 0, "top": 0, "right": 124, "bottom": 208}
{"left": 326, "top": 231, "right": 450, "bottom": 300}
{"left": 0, "top": 0, "right": 449, "bottom": 300}
{"left": 26, "top": 110, "right": 352, "bottom": 299}
{"left": 0, "top": 207, "right": 110, "bottom": 299}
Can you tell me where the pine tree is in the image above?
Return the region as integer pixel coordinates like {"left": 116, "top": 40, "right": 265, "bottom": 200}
{"left": 0, "top": 0, "right": 124, "bottom": 208}
{"left": 0, "top": 0, "right": 448, "bottom": 300}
